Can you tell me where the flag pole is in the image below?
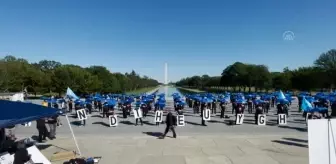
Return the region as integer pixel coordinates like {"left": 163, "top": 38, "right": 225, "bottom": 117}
{"left": 65, "top": 114, "right": 82, "bottom": 156}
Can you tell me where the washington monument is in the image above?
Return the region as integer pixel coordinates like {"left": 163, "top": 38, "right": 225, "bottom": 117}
{"left": 164, "top": 63, "right": 168, "bottom": 97}
{"left": 164, "top": 63, "right": 168, "bottom": 85}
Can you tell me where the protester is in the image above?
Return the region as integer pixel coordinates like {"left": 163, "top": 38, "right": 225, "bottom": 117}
{"left": 141, "top": 103, "right": 148, "bottom": 118}
{"left": 5, "top": 125, "right": 16, "bottom": 141}
{"left": 254, "top": 102, "right": 263, "bottom": 124}
{"left": 48, "top": 116, "right": 57, "bottom": 139}
{"left": 98, "top": 100, "right": 102, "bottom": 112}
{"left": 159, "top": 111, "right": 177, "bottom": 139}
{"left": 263, "top": 100, "right": 270, "bottom": 114}
{"left": 68, "top": 100, "right": 73, "bottom": 113}
{"left": 36, "top": 118, "right": 48, "bottom": 142}
{"left": 102, "top": 104, "right": 109, "bottom": 118}
{"left": 247, "top": 98, "right": 253, "bottom": 113}
{"left": 211, "top": 100, "right": 217, "bottom": 114}
{"left": 220, "top": 101, "right": 226, "bottom": 118}
{"left": 86, "top": 102, "right": 92, "bottom": 115}
{"left": 135, "top": 110, "right": 143, "bottom": 126}
{"left": 200, "top": 102, "right": 207, "bottom": 126}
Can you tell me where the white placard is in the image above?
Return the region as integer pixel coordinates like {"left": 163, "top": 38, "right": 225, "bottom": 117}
{"left": 308, "top": 119, "right": 336, "bottom": 164}
{"left": 154, "top": 111, "right": 163, "bottom": 123}
{"left": 236, "top": 114, "right": 244, "bottom": 125}
{"left": 0, "top": 152, "right": 13, "bottom": 164}
{"left": 257, "top": 114, "right": 266, "bottom": 125}
{"left": 202, "top": 109, "right": 211, "bottom": 121}
{"left": 177, "top": 115, "right": 185, "bottom": 126}
{"left": 278, "top": 114, "right": 287, "bottom": 125}
{"left": 0, "top": 145, "right": 52, "bottom": 164}
{"left": 133, "top": 108, "right": 143, "bottom": 119}
{"left": 109, "top": 115, "right": 118, "bottom": 127}
{"left": 27, "top": 145, "right": 52, "bottom": 164}
{"left": 76, "top": 109, "right": 87, "bottom": 121}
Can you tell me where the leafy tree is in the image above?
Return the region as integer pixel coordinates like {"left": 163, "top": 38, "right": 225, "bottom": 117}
{"left": 176, "top": 49, "right": 336, "bottom": 92}
{"left": 314, "top": 49, "right": 336, "bottom": 90}
{"left": 0, "top": 56, "right": 159, "bottom": 95}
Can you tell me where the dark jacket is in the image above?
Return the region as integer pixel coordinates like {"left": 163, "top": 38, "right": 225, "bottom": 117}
{"left": 48, "top": 116, "right": 58, "bottom": 124}
{"left": 166, "top": 112, "right": 176, "bottom": 126}
{"left": 13, "top": 148, "right": 30, "bottom": 164}
{"left": 36, "top": 119, "right": 46, "bottom": 129}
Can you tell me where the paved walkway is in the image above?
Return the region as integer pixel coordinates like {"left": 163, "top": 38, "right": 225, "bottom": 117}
{"left": 38, "top": 134, "right": 308, "bottom": 164}
{"left": 19, "top": 90, "right": 309, "bottom": 164}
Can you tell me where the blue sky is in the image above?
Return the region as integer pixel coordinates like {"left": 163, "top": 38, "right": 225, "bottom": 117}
{"left": 1, "top": 0, "right": 335, "bottom": 83}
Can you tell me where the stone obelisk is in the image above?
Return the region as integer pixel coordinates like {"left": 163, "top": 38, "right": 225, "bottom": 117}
{"left": 164, "top": 63, "right": 168, "bottom": 98}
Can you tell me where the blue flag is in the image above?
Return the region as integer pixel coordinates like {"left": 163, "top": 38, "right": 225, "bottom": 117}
{"left": 277, "top": 90, "right": 286, "bottom": 100}
{"left": 66, "top": 87, "right": 79, "bottom": 100}
{"left": 301, "top": 97, "right": 313, "bottom": 112}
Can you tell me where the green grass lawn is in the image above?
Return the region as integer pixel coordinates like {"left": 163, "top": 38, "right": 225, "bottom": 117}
{"left": 125, "top": 86, "right": 159, "bottom": 95}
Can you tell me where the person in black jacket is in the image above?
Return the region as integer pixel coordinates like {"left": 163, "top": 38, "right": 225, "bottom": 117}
{"left": 36, "top": 118, "right": 48, "bottom": 142}
{"left": 160, "top": 111, "right": 177, "bottom": 139}
{"left": 200, "top": 102, "right": 207, "bottom": 126}
{"left": 68, "top": 100, "right": 73, "bottom": 113}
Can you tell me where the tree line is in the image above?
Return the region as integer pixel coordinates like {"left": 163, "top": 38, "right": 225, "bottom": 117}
{"left": 0, "top": 56, "right": 160, "bottom": 95}
{"left": 175, "top": 49, "right": 336, "bottom": 93}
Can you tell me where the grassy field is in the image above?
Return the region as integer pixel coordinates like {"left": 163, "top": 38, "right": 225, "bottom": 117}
{"left": 125, "top": 86, "right": 159, "bottom": 94}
